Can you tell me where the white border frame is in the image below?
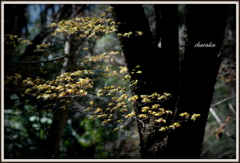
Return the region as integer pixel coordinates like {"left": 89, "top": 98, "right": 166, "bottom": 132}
{"left": 1, "top": 1, "right": 239, "bottom": 162}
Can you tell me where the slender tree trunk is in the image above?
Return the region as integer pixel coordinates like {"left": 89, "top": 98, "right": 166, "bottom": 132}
{"left": 41, "top": 37, "right": 72, "bottom": 158}
{"left": 40, "top": 4, "right": 88, "bottom": 158}
{"left": 112, "top": 4, "right": 228, "bottom": 159}
{"left": 41, "top": 107, "right": 69, "bottom": 158}
{"left": 41, "top": 5, "right": 80, "bottom": 157}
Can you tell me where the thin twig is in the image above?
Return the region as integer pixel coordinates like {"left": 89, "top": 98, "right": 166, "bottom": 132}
{"left": 133, "top": 116, "right": 146, "bottom": 135}
{"left": 215, "top": 150, "right": 234, "bottom": 159}
{"left": 69, "top": 57, "right": 81, "bottom": 71}
{"left": 209, "top": 107, "right": 222, "bottom": 125}
{"left": 7, "top": 133, "right": 25, "bottom": 147}
{"left": 228, "top": 103, "right": 236, "bottom": 114}
{"left": 7, "top": 28, "right": 92, "bottom": 65}
{"left": 211, "top": 95, "right": 236, "bottom": 107}
{"left": 7, "top": 56, "right": 65, "bottom": 64}
{"left": 37, "top": 109, "right": 49, "bottom": 138}
{"left": 209, "top": 107, "right": 235, "bottom": 139}
{"left": 63, "top": 29, "right": 93, "bottom": 71}
{"left": 69, "top": 28, "right": 93, "bottom": 58}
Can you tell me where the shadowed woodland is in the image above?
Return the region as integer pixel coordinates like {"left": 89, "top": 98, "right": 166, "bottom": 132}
{"left": 3, "top": 4, "right": 236, "bottom": 159}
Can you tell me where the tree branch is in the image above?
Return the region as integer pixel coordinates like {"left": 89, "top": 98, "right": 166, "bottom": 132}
{"left": 7, "top": 29, "right": 92, "bottom": 65}
{"left": 209, "top": 107, "right": 222, "bottom": 125}
{"left": 69, "top": 28, "right": 93, "bottom": 58}
{"left": 211, "top": 95, "right": 236, "bottom": 107}
{"left": 37, "top": 108, "right": 49, "bottom": 138}
{"left": 7, "top": 56, "right": 65, "bottom": 64}
{"left": 7, "top": 133, "right": 25, "bottom": 147}
{"left": 209, "top": 107, "right": 235, "bottom": 140}
{"left": 228, "top": 103, "right": 236, "bottom": 114}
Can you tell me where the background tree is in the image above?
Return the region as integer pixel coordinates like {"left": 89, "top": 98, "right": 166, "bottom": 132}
{"left": 3, "top": 3, "right": 236, "bottom": 159}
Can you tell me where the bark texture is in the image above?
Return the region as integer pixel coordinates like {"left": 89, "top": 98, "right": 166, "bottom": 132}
{"left": 112, "top": 4, "right": 228, "bottom": 158}
{"left": 112, "top": 4, "right": 179, "bottom": 158}
{"left": 164, "top": 4, "right": 228, "bottom": 159}
{"left": 41, "top": 108, "right": 69, "bottom": 158}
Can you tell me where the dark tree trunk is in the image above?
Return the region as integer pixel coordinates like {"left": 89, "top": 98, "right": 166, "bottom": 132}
{"left": 112, "top": 4, "right": 179, "bottom": 158}
{"left": 4, "top": 4, "right": 28, "bottom": 36}
{"left": 41, "top": 108, "right": 69, "bottom": 158}
{"left": 112, "top": 4, "right": 228, "bottom": 159}
{"left": 164, "top": 4, "right": 228, "bottom": 159}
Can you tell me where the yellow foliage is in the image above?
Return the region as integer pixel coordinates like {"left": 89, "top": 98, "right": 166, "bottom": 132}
{"left": 94, "top": 108, "right": 102, "bottom": 114}
{"left": 138, "top": 114, "right": 148, "bottom": 119}
{"left": 125, "top": 110, "right": 136, "bottom": 118}
{"left": 128, "top": 95, "right": 138, "bottom": 102}
{"left": 152, "top": 104, "right": 160, "bottom": 109}
{"left": 4, "top": 9, "right": 201, "bottom": 136}
{"left": 141, "top": 106, "right": 150, "bottom": 112}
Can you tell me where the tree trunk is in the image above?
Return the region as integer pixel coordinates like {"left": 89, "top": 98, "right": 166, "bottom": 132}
{"left": 41, "top": 36, "right": 72, "bottom": 158}
{"left": 112, "top": 4, "right": 228, "bottom": 159}
{"left": 4, "top": 4, "right": 28, "bottom": 36}
{"left": 41, "top": 108, "right": 69, "bottom": 158}
{"left": 41, "top": 4, "right": 79, "bottom": 156}
{"left": 164, "top": 4, "right": 228, "bottom": 159}
{"left": 112, "top": 4, "right": 179, "bottom": 158}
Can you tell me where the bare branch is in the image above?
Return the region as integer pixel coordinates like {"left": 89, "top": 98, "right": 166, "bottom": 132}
{"left": 209, "top": 107, "right": 235, "bottom": 140}
{"left": 37, "top": 108, "right": 49, "bottom": 138}
{"left": 7, "top": 133, "right": 25, "bottom": 147}
{"left": 7, "top": 56, "right": 65, "bottom": 64}
{"left": 69, "top": 28, "right": 93, "bottom": 58}
{"left": 209, "top": 107, "right": 222, "bottom": 125}
{"left": 215, "top": 150, "right": 234, "bottom": 159}
{"left": 211, "top": 95, "right": 236, "bottom": 107}
{"left": 228, "top": 103, "right": 236, "bottom": 114}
